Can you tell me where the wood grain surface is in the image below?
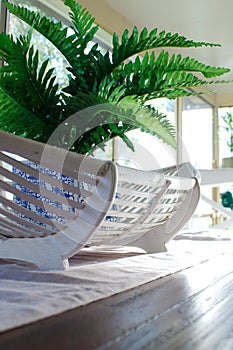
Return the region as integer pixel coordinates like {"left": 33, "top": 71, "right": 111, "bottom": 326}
{"left": 1, "top": 254, "right": 233, "bottom": 349}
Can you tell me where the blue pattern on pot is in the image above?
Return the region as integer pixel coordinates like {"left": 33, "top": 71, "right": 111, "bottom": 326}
{"left": 13, "top": 161, "right": 79, "bottom": 228}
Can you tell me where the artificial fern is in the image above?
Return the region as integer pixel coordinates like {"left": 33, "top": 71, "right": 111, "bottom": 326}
{"left": 0, "top": 0, "right": 231, "bottom": 154}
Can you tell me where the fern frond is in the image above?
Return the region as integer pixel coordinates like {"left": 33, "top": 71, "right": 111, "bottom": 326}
{"left": 62, "top": 92, "right": 106, "bottom": 119}
{"left": 74, "top": 101, "right": 175, "bottom": 150}
{"left": 3, "top": 1, "right": 76, "bottom": 69}
{"left": 97, "top": 78, "right": 126, "bottom": 103}
{"left": 142, "top": 78, "right": 232, "bottom": 100}
{"left": 0, "top": 85, "right": 46, "bottom": 140}
{"left": 0, "top": 31, "right": 30, "bottom": 65}
{"left": 117, "top": 100, "right": 176, "bottom": 148}
{"left": 26, "top": 46, "right": 61, "bottom": 110}
{"left": 109, "top": 50, "right": 230, "bottom": 101}
{"left": 112, "top": 26, "right": 222, "bottom": 68}
{"left": 58, "top": 96, "right": 176, "bottom": 153}
{"left": 64, "top": 0, "right": 98, "bottom": 47}
{"left": 4, "top": 0, "right": 99, "bottom": 73}
{"left": 165, "top": 52, "right": 230, "bottom": 78}
{"left": 0, "top": 32, "right": 18, "bottom": 61}
{"left": 72, "top": 122, "right": 134, "bottom": 154}
{"left": 63, "top": 80, "right": 127, "bottom": 119}
{"left": 0, "top": 31, "right": 61, "bottom": 120}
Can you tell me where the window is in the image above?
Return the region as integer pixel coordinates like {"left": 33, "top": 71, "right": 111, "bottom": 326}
{"left": 181, "top": 95, "right": 215, "bottom": 230}
{"left": 181, "top": 95, "right": 214, "bottom": 169}
{"left": 218, "top": 106, "right": 233, "bottom": 165}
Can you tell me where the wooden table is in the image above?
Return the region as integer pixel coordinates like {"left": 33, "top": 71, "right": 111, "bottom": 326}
{"left": 1, "top": 253, "right": 233, "bottom": 350}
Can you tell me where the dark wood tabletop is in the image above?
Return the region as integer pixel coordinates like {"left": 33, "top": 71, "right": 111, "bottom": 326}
{"left": 1, "top": 253, "right": 233, "bottom": 350}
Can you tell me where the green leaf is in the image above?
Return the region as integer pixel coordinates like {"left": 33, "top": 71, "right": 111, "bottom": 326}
{"left": 0, "top": 85, "right": 47, "bottom": 140}
{"left": 109, "top": 49, "right": 231, "bottom": 101}
{"left": 118, "top": 99, "right": 176, "bottom": 148}
{"left": 3, "top": 0, "right": 98, "bottom": 72}
{"left": 111, "top": 26, "right": 224, "bottom": 69}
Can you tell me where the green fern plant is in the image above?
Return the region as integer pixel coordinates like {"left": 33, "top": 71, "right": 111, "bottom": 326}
{"left": 0, "top": 0, "right": 230, "bottom": 154}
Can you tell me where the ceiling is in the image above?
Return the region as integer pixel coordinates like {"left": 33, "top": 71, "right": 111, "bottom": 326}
{"left": 104, "top": 0, "right": 233, "bottom": 95}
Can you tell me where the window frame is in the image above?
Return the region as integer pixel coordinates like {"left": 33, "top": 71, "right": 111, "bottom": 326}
{"left": 0, "top": 0, "right": 7, "bottom": 67}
